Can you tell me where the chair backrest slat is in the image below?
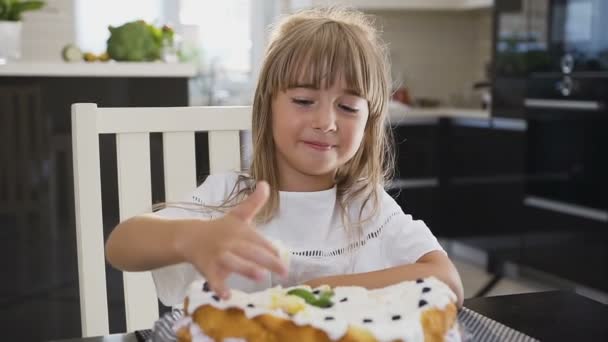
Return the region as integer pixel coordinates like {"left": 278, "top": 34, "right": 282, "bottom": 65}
{"left": 209, "top": 130, "right": 242, "bottom": 173}
{"left": 72, "top": 103, "right": 109, "bottom": 337}
{"left": 163, "top": 132, "right": 197, "bottom": 201}
{"left": 115, "top": 132, "right": 159, "bottom": 332}
{"left": 97, "top": 106, "right": 251, "bottom": 134}
{"left": 71, "top": 103, "right": 251, "bottom": 337}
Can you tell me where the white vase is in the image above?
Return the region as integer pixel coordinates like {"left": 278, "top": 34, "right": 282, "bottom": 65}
{"left": 0, "top": 21, "right": 22, "bottom": 63}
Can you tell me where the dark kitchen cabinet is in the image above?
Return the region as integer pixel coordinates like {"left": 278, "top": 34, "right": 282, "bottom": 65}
{"left": 437, "top": 119, "right": 527, "bottom": 237}
{"left": 0, "top": 76, "right": 192, "bottom": 341}
{"left": 392, "top": 124, "right": 439, "bottom": 179}
{"left": 390, "top": 118, "right": 527, "bottom": 237}
{"left": 390, "top": 123, "right": 440, "bottom": 231}
{"left": 492, "top": 0, "right": 529, "bottom": 119}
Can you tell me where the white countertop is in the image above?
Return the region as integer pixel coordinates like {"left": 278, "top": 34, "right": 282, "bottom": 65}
{"left": 390, "top": 106, "right": 490, "bottom": 125}
{"left": 389, "top": 105, "right": 528, "bottom": 131}
{"left": 0, "top": 61, "right": 198, "bottom": 78}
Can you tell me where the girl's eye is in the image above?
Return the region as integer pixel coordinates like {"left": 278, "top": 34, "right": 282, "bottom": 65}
{"left": 292, "top": 98, "right": 314, "bottom": 106}
{"left": 339, "top": 104, "right": 359, "bottom": 113}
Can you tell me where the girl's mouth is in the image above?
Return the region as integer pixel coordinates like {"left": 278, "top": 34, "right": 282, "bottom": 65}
{"left": 302, "top": 140, "right": 334, "bottom": 151}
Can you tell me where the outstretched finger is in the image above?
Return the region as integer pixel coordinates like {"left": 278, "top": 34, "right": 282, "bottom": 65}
{"left": 244, "top": 229, "right": 280, "bottom": 257}
{"left": 195, "top": 262, "right": 230, "bottom": 299}
{"left": 229, "top": 181, "right": 270, "bottom": 223}
{"left": 234, "top": 242, "right": 288, "bottom": 277}
{"left": 219, "top": 251, "right": 266, "bottom": 282}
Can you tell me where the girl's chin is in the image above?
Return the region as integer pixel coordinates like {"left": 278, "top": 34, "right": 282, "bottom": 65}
{"left": 293, "top": 162, "right": 339, "bottom": 177}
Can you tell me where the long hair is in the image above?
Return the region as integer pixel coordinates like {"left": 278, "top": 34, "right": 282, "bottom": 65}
{"left": 235, "top": 7, "right": 393, "bottom": 233}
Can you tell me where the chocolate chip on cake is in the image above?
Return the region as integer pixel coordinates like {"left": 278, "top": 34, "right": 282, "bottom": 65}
{"left": 392, "top": 315, "right": 401, "bottom": 321}
{"left": 340, "top": 297, "right": 348, "bottom": 302}
{"left": 202, "top": 281, "right": 210, "bottom": 292}
{"left": 422, "top": 287, "right": 431, "bottom": 293}
{"left": 247, "top": 303, "right": 255, "bottom": 308}
{"left": 363, "top": 318, "right": 373, "bottom": 323}
{"left": 416, "top": 278, "right": 424, "bottom": 284}
{"left": 324, "top": 316, "right": 335, "bottom": 321}
{"left": 212, "top": 295, "right": 220, "bottom": 302}
{"left": 418, "top": 299, "right": 428, "bottom": 307}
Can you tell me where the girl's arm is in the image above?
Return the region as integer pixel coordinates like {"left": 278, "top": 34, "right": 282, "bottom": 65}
{"left": 105, "top": 214, "right": 200, "bottom": 272}
{"left": 305, "top": 250, "right": 464, "bottom": 307}
{"left": 105, "top": 181, "right": 287, "bottom": 298}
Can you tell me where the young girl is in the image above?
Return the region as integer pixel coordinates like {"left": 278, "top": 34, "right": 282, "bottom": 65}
{"left": 105, "top": 7, "right": 464, "bottom": 308}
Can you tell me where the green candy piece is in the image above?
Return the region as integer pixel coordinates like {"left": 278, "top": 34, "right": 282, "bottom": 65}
{"left": 313, "top": 296, "right": 334, "bottom": 308}
{"left": 315, "top": 290, "right": 335, "bottom": 308}
{"left": 287, "top": 288, "right": 335, "bottom": 308}
{"left": 287, "top": 288, "right": 317, "bottom": 304}
{"left": 319, "top": 290, "right": 335, "bottom": 300}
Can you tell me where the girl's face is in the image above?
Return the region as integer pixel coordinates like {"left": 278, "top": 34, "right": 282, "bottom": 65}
{"left": 271, "top": 78, "right": 369, "bottom": 189}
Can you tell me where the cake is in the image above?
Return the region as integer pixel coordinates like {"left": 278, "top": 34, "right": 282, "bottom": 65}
{"left": 173, "top": 277, "right": 460, "bottom": 342}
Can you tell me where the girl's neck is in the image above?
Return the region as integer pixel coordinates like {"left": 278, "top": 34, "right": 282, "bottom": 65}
{"left": 278, "top": 169, "right": 336, "bottom": 192}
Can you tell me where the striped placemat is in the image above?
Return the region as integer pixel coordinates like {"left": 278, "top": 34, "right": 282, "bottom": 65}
{"left": 149, "top": 310, "right": 182, "bottom": 342}
{"left": 458, "top": 307, "right": 539, "bottom": 342}
{"left": 146, "top": 307, "right": 540, "bottom": 341}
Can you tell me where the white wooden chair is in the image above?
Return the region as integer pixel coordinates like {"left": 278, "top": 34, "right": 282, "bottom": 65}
{"left": 71, "top": 103, "right": 251, "bottom": 337}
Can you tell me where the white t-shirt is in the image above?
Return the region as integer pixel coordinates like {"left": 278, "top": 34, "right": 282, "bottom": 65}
{"left": 151, "top": 172, "right": 444, "bottom": 306}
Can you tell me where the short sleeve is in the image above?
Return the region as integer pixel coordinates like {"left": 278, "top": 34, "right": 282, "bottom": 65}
{"left": 150, "top": 173, "right": 236, "bottom": 306}
{"left": 379, "top": 192, "right": 445, "bottom": 267}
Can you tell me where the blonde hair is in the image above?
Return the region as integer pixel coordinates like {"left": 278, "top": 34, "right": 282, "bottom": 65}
{"left": 237, "top": 7, "right": 393, "bottom": 228}
{"left": 162, "top": 7, "right": 394, "bottom": 241}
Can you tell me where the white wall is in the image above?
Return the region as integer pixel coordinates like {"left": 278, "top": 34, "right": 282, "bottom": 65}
{"left": 20, "top": 0, "right": 76, "bottom": 61}
{"left": 369, "top": 9, "right": 492, "bottom": 107}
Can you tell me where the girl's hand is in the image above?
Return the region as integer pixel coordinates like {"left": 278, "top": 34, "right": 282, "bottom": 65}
{"left": 174, "top": 181, "right": 287, "bottom": 298}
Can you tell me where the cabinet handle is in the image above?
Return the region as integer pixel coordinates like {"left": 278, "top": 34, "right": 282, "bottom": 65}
{"left": 524, "top": 99, "right": 602, "bottom": 111}
{"left": 556, "top": 76, "right": 573, "bottom": 97}
{"left": 560, "top": 54, "right": 574, "bottom": 74}
{"left": 386, "top": 178, "right": 438, "bottom": 190}
{"left": 523, "top": 196, "right": 608, "bottom": 222}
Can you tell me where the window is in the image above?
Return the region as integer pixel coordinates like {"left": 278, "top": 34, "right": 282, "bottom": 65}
{"left": 179, "top": 0, "right": 252, "bottom": 73}
{"left": 75, "top": 0, "right": 163, "bottom": 53}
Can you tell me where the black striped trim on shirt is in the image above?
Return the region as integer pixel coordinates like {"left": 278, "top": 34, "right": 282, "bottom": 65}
{"left": 291, "top": 211, "right": 400, "bottom": 258}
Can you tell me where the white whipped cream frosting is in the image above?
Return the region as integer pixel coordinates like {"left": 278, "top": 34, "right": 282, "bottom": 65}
{"left": 177, "top": 277, "right": 457, "bottom": 342}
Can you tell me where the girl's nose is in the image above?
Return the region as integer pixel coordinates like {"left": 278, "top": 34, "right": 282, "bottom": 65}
{"left": 311, "top": 106, "right": 337, "bottom": 133}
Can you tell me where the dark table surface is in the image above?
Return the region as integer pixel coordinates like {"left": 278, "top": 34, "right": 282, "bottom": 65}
{"left": 50, "top": 290, "right": 607, "bottom": 342}
{"left": 463, "top": 290, "right": 608, "bottom": 341}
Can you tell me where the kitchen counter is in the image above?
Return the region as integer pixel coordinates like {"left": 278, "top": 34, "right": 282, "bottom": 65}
{"left": 389, "top": 105, "right": 527, "bottom": 131}
{"left": 0, "top": 61, "right": 197, "bottom": 78}
{"left": 389, "top": 106, "right": 490, "bottom": 125}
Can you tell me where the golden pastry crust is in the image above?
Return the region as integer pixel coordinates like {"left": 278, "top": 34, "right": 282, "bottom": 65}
{"left": 176, "top": 302, "right": 458, "bottom": 342}
{"left": 421, "top": 303, "right": 459, "bottom": 342}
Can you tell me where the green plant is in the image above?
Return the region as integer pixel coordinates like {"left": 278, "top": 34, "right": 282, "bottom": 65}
{"left": 0, "top": 0, "right": 45, "bottom": 21}
{"left": 106, "top": 20, "right": 174, "bottom": 62}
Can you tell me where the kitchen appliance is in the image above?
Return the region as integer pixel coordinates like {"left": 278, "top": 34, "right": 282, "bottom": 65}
{"left": 523, "top": 0, "right": 608, "bottom": 223}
